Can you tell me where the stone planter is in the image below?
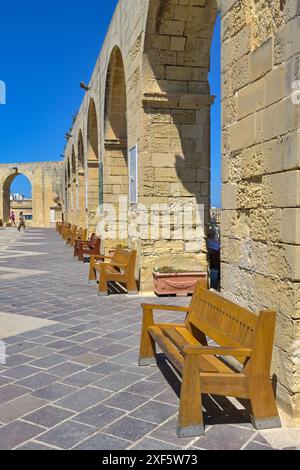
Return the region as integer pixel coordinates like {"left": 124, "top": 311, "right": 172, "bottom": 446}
{"left": 153, "top": 271, "right": 207, "bottom": 296}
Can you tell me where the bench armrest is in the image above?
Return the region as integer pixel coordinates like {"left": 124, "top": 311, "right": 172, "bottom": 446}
{"left": 99, "top": 262, "right": 127, "bottom": 269}
{"left": 91, "top": 254, "right": 112, "bottom": 260}
{"left": 183, "top": 346, "right": 252, "bottom": 357}
{"left": 142, "top": 304, "right": 192, "bottom": 313}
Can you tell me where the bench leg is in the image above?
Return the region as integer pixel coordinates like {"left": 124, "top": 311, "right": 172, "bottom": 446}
{"left": 139, "top": 308, "right": 156, "bottom": 366}
{"left": 98, "top": 273, "right": 108, "bottom": 296}
{"left": 139, "top": 331, "right": 156, "bottom": 366}
{"left": 127, "top": 277, "right": 138, "bottom": 295}
{"left": 248, "top": 379, "right": 281, "bottom": 430}
{"left": 77, "top": 247, "right": 84, "bottom": 262}
{"left": 177, "top": 354, "right": 204, "bottom": 438}
{"left": 88, "top": 261, "right": 97, "bottom": 282}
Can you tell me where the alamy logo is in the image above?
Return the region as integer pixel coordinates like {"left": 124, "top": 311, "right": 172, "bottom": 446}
{"left": 0, "top": 80, "right": 6, "bottom": 104}
{"left": 0, "top": 340, "right": 6, "bottom": 365}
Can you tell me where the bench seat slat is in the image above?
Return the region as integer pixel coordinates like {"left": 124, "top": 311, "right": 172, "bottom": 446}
{"left": 150, "top": 326, "right": 234, "bottom": 374}
{"left": 148, "top": 326, "right": 184, "bottom": 373}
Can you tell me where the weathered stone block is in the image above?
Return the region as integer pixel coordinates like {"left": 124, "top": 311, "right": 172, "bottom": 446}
{"left": 249, "top": 38, "right": 273, "bottom": 82}
{"left": 229, "top": 114, "right": 256, "bottom": 151}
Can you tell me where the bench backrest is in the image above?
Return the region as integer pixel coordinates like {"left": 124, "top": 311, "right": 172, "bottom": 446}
{"left": 89, "top": 234, "right": 98, "bottom": 247}
{"left": 185, "top": 282, "right": 276, "bottom": 370}
{"left": 186, "top": 284, "right": 257, "bottom": 351}
{"left": 112, "top": 246, "right": 136, "bottom": 275}
{"left": 76, "top": 228, "right": 87, "bottom": 241}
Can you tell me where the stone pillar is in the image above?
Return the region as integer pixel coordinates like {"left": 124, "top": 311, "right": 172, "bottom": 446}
{"left": 102, "top": 139, "right": 129, "bottom": 250}
{"left": 137, "top": 92, "right": 212, "bottom": 292}
{"left": 86, "top": 161, "right": 100, "bottom": 233}
{"left": 77, "top": 170, "right": 86, "bottom": 228}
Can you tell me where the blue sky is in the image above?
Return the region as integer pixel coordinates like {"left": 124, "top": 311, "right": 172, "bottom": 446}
{"left": 0, "top": 1, "right": 221, "bottom": 206}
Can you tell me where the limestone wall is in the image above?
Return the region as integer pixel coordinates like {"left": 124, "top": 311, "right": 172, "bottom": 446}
{"left": 220, "top": 0, "right": 300, "bottom": 418}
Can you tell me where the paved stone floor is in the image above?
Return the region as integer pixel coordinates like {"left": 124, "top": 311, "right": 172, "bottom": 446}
{"left": 0, "top": 228, "right": 299, "bottom": 450}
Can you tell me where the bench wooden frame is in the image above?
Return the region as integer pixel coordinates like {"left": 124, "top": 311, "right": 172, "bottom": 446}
{"left": 66, "top": 225, "right": 78, "bottom": 245}
{"left": 58, "top": 222, "right": 70, "bottom": 237}
{"left": 76, "top": 234, "right": 101, "bottom": 262}
{"left": 74, "top": 232, "right": 95, "bottom": 259}
{"left": 89, "top": 246, "right": 138, "bottom": 296}
{"left": 139, "top": 281, "right": 281, "bottom": 437}
{"left": 56, "top": 222, "right": 63, "bottom": 232}
{"left": 67, "top": 227, "right": 87, "bottom": 247}
{"left": 62, "top": 223, "right": 75, "bottom": 241}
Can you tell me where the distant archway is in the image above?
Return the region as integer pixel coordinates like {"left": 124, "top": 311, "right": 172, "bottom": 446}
{"left": 86, "top": 98, "right": 100, "bottom": 230}
{"left": 2, "top": 172, "right": 33, "bottom": 226}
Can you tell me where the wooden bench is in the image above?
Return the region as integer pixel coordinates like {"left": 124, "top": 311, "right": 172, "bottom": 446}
{"left": 67, "top": 226, "right": 87, "bottom": 247}
{"left": 74, "top": 232, "right": 95, "bottom": 259}
{"left": 56, "top": 222, "right": 63, "bottom": 232}
{"left": 76, "top": 234, "right": 101, "bottom": 262}
{"left": 66, "top": 225, "right": 78, "bottom": 245}
{"left": 139, "top": 281, "right": 281, "bottom": 437}
{"left": 61, "top": 223, "right": 72, "bottom": 240}
{"left": 63, "top": 224, "right": 77, "bottom": 242}
{"left": 70, "top": 227, "right": 88, "bottom": 248}
{"left": 58, "top": 222, "right": 70, "bottom": 236}
{"left": 89, "top": 246, "right": 138, "bottom": 296}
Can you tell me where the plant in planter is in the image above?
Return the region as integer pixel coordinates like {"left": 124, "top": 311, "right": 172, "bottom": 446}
{"left": 153, "top": 266, "right": 207, "bottom": 296}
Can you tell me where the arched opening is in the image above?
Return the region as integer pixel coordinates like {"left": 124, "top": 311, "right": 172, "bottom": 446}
{"left": 208, "top": 13, "right": 221, "bottom": 290}
{"left": 71, "top": 146, "right": 76, "bottom": 176}
{"left": 104, "top": 47, "right": 128, "bottom": 144}
{"left": 77, "top": 130, "right": 86, "bottom": 227}
{"left": 70, "top": 146, "right": 76, "bottom": 223}
{"left": 87, "top": 98, "right": 100, "bottom": 230}
{"left": 103, "top": 46, "right": 128, "bottom": 245}
{"left": 64, "top": 166, "right": 68, "bottom": 216}
{"left": 2, "top": 173, "right": 33, "bottom": 227}
{"left": 66, "top": 157, "right": 72, "bottom": 222}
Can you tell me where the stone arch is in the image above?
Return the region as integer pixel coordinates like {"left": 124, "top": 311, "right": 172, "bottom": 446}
{"left": 67, "top": 157, "right": 71, "bottom": 182}
{"left": 66, "top": 157, "right": 72, "bottom": 222}
{"left": 0, "top": 162, "right": 63, "bottom": 228}
{"left": 70, "top": 146, "right": 77, "bottom": 223}
{"left": 104, "top": 46, "right": 128, "bottom": 144}
{"left": 77, "top": 130, "right": 86, "bottom": 227}
{"left": 1, "top": 171, "right": 33, "bottom": 226}
{"left": 86, "top": 98, "right": 100, "bottom": 231}
{"left": 64, "top": 164, "right": 68, "bottom": 215}
{"left": 71, "top": 146, "right": 76, "bottom": 176}
{"left": 103, "top": 46, "right": 129, "bottom": 246}
{"left": 77, "top": 130, "right": 85, "bottom": 170}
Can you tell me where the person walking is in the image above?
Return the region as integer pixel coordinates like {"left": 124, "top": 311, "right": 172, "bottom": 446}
{"left": 17, "top": 212, "right": 26, "bottom": 232}
{"left": 10, "top": 210, "right": 16, "bottom": 226}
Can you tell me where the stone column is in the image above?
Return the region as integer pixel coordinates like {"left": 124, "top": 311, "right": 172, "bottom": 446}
{"left": 137, "top": 92, "right": 213, "bottom": 292}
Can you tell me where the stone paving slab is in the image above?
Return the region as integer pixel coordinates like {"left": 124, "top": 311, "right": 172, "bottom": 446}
{"left": 0, "top": 228, "right": 299, "bottom": 450}
{"left": 0, "top": 312, "right": 55, "bottom": 339}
